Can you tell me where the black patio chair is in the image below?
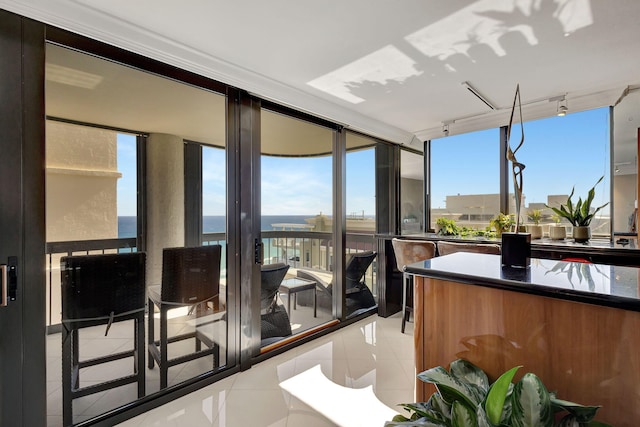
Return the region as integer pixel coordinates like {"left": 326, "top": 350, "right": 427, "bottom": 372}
{"left": 260, "top": 263, "right": 292, "bottom": 343}
{"left": 296, "top": 251, "right": 377, "bottom": 318}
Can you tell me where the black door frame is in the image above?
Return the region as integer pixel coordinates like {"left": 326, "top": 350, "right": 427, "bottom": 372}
{"left": 0, "top": 10, "right": 47, "bottom": 427}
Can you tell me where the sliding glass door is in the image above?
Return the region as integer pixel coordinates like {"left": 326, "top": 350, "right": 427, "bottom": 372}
{"left": 44, "top": 42, "right": 233, "bottom": 425}
{"left": 259, "top": 109, "right": 337, "bottom": 348}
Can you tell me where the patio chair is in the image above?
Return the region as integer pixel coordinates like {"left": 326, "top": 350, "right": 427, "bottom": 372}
{"left": 391, "top": 239, "right": 437, "bottom": 333}
{"left": 260, "top": 263, "right": 292, "bottom": 343}
{"left": 296, "top": 251, "right": 377, "bottom": 318}
{"left": 60, "top": 252, "right": 146, "bottom": 427}
{"left": 344, "top": 251, "right": 377, "bottom": 316}
{"left": 147, "top": 245, "right": 222, "bottom": 389}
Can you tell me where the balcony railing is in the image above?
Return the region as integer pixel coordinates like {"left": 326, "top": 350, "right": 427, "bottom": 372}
{"left": 46, "top": 231, "right": 377, "bottom": 328}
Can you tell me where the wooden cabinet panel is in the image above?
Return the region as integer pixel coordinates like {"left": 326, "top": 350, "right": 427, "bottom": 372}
{"left": 414, "top": 276, "right": 640, "bottom": 426}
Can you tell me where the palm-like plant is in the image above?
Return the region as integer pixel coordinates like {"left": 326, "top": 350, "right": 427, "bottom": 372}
{"left": 546, "top": 176, "right": 609, "bottom": 227}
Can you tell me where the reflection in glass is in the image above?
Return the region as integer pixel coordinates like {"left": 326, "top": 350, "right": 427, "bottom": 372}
{"left": 400, "top": 149, "right": 425, "bottom": 234}
{"left": 613, "top": 90, "right": 640, "bottom": 238}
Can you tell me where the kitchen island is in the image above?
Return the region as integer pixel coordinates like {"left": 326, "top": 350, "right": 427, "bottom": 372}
{"left": 405, "top": 253, "right": 640, "bottom": 426}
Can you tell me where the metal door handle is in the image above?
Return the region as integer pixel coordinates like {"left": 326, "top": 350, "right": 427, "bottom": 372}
{"left": 1, "top": 256, "right": 17, "bottom": 307}
{"left": 1, "top": 264, "right": 7, "bottom": 307}
{"left": 255, "top": 239, "right": 263, "bottom": 265}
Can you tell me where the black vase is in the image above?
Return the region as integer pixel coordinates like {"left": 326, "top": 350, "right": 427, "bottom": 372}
{"left": 501, "top": 232, "right": 531, "bottom": 268}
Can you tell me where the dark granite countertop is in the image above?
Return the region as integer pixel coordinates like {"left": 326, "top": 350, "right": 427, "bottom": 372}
{"left": 404, "top": 252, "right": 640, "bottom": 312}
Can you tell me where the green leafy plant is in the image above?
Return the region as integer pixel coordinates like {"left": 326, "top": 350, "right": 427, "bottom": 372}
{"left": 527, "top": 209, "right": 542, "bottom": 225}
{"left": 436, "top": 218, "right": 460, "bottom": 236}
{"left": 545, "top": 176, "right": 609, "bottom": 227}
{"left": 490, "top": 213, "right": 515, "bottom": 235}
{"left": 386, "top": 359, "right": 611, "bottom": 427}
{"left": 475, "top": 227, "right": 497, "bottom": 239}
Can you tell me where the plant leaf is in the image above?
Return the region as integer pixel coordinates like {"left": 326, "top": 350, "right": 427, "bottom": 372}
{"left": 551, "top": 397, "right": 602, "bottom": 422}
{"left": 385, "top": 418, "right": 448, "bottom": 427}
{"left": 418, "top": 366, "right": 480, "bottom": 410}
{"left": 399, "top": 402, "right": 450, "bottom": 425}
{"left": 556, "top": 414, "right": 580, "bottom": 427}
{"left": 509, "top": 373, "right": 553, "bottom": 427}
{"left": 475, "top": 404, "right": 492, "bottom": 427}
{"left": 428, "top": 392, "right": 453, "bottom": 422}
{"left": 398, "top": 402, "right": 431, "bottom": 418}
{"left": 499, "top": 383, "right": 514, "bottom": 424}
{"left": 451, "top": 401, "right": 478, "bottom": 427}
{"left": 450, "top": 359, "right": 490, "bottom": 394}
{"left": 484, "top": 365, "right": 520, "bottom": 425}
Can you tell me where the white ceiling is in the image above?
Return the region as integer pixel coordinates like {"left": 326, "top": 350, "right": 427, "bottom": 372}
{"left": 3, "top": 0, "right": 640, "bottom": 152}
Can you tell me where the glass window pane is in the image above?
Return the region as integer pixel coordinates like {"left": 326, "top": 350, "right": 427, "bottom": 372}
{"left": 260, "top": 109, "right": 335, "bottom": 345}
{"left": 514, "top": 108, "right": 610, "bottom": 238}
{"left": 346, "top": 132, "right": 377, "bottom": 309}
{"left": 430, "top": 129, "right": 500, "bottom": 232}
{"left": 613, "top": 92, "right": 639, "bottom": 237}
{"left": 45, "top": 42, "right": 230, "bottom": 424}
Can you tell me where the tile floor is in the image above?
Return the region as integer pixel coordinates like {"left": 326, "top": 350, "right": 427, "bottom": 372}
{"left": 114, "top": 313, "right": 416, "bottom": 427}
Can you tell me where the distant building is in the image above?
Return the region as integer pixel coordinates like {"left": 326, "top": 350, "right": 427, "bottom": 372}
{"left": 431, "top": 192, "right": 610, "bottom": 237}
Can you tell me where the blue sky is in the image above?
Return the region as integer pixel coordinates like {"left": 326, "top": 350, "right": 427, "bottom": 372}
{"left": 118, "top": 107, "right": 609, "bottom": 218}
{"left": 431, "top": 107, "right": 610, "bottom": 209}
{"left": 116, "top": 134, "right": 137, "bottom": 217}
{"left": 116, "top": 138, "right": 376, "bottom": 217}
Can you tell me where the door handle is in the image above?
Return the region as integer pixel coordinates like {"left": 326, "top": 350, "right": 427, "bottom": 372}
{"left": 1, "top": 256, "right": 17, "bottom": 307}
{"left": 254, "top": 239, "right": 263, "bottom": 265}
{"left": 1, "top": 264, "right": 7, "bottom": 307}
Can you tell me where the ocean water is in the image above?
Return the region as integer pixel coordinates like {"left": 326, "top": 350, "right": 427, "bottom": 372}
{"left": 118, "top": 215, "right": 312, "bottom": 238}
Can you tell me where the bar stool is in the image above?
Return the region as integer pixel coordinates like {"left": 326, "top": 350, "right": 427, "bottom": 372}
{"left": 391, "top": 239, "right": 436, "bottom": 333}
{"left": 60, "top": 252, "right": 146, "bottom": 427}
{"left": 147, "top": 245, "right": 222, "bottom": 389}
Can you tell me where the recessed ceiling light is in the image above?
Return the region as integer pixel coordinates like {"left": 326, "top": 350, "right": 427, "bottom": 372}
{"left": 46, "top": 63, "right": 103, "bottom": 89}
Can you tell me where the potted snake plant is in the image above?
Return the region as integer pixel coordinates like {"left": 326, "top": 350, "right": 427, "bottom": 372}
{"left": 545, "top": 176, "right": 609, "bottom": 243}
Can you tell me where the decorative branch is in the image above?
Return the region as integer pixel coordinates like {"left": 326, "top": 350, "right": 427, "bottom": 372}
{"left": 506, "top": 84, "right": 526, "bottom": 233}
